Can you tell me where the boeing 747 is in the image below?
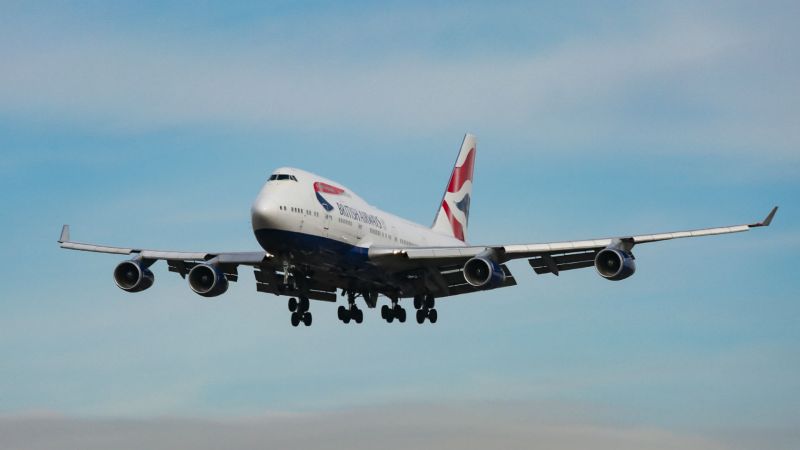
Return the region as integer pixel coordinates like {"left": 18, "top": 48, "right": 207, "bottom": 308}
{"left": 59, "top": 134, "right": 777, "bottom": 326}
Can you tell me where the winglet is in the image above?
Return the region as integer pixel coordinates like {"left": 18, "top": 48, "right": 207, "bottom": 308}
{"left": 59, "top": 224, "right": 70, "bottom": 243}
{"left": 750, "top": 206, "right": 778, "bottom": 228}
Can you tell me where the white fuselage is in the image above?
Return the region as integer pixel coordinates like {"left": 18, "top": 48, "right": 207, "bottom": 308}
{"left": 250, "top": 168, "right": 464, "bottom": 260}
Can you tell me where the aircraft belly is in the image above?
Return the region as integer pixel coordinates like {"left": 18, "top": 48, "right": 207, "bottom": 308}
{"left": 254, "top": 228, "right": 369, "bottom": 265}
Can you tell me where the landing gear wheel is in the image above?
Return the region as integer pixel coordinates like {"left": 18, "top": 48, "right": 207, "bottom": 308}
{"left": 354, "top": 308, "right": 364, "bottom": 324}
{"left": 424, "top": 295, "right": 435, "bottom": 309}
{"left": 290, "top": 312, "right": 300, "bottom": 327}
{"left": 343, "top": 312, "right": 351, "bottom": 324}
{"left": 298, "top": 296, "right": 310, "bottom": 313}
{"left": 413, "top": 296, "right": 423, "bottom": 310}
{"left": 288, "top": 297, "right": 298, "bottom": 312}
{"left": 381, "top": 305, "right": 390, "bottom": 320}
{"left": 338, "top": 305, "right": 347, "bottom": 321}
{"left": 397, "top": 307, "right": 407, "bottom": 323}
{"left": 428, "top": 308, "right": 438, "bottom": 324}
{"left": 302, "top": 312, "right": 312, "bottom": 326}
{"left": 386, "top": 311, "right": 394, "bottom": 323}
{"left": 416, "top": 309, "right": 426, "bottom": 324}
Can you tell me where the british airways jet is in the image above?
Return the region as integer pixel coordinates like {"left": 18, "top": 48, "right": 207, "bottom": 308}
{"left": 59, "top": 134, "right": 778, "bottom": 327}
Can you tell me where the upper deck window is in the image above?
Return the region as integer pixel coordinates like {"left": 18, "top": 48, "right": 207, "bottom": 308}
{"left": 269, "top": 174, "right": 298, "bottom": 181}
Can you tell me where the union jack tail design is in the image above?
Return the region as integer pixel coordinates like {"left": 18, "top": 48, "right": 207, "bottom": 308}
{"left": 431, "top": 133, "right": 476, "bottom": 242}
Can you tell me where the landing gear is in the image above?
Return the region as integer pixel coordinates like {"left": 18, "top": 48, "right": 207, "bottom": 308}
{"left": 288, "top": 296, "right": 312, "bottom": 327}
{"left": 338, "top": 306, "right": 363, "bottom": 324}
{"left": 338, "top": 291, "right": 364, "bottom": 324}
{"left": 414, "top": 295, "right": 437, "bottom": 324}
{"left": 381, "top": 298, "right": 406, "bottom": 323}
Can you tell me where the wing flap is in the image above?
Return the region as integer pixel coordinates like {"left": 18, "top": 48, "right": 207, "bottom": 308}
{"left": 253, "top": 267, "right": 338, "bottom": 302}
{"left": 528, "top": 250, "right": 599, "bottom": 275}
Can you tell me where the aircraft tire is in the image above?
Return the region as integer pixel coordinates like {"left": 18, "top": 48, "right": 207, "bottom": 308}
{"left": 381, "top": 305, "right": 390, "bottom": 320}
{"left": 425, "top": 295, "right": 435, "bottom": 309}
{"left": 299, "top": 296, "right": 310, "bottom": 313}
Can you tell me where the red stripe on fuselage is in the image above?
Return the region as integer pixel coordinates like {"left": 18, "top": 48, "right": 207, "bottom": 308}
{"left": 446, "top": 148, "right": 475, "bottom": 193}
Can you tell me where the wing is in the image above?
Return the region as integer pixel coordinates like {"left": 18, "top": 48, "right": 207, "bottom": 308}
{"left": 58, "top": 225, "right": 346, "bottom": 301}
{"left": 370, "top": 207, "right": 778, "bottom": 278}
{"left": 58, "top": 225, "right": 272, "bottom": 282}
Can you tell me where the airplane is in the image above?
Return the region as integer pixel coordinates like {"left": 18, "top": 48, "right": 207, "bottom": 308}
{"left": 58, "top": 134, "right": 778, "bottom": 327}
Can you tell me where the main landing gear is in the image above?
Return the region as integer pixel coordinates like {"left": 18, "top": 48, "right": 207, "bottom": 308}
{"left": 381, "top": 298, "right": 406, "bottom": 323}
{"left": 337, "top": 291, "right": 364, "bottom": 324}
{"left": 288, "top": 296, "right": 312, "bottom": 327}
{"left": 413, "top": 295, "right": 437, "bottom": 324}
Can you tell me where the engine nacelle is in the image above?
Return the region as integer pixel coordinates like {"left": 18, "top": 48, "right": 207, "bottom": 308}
{"left": 188, "top": 263, "right": 229, "bottom": 297}
{"left": 113, "top": 260, "right": 154, "bottom": 292}
{"left": 594, "top": 248, "right": 636, "bottom": 281}
{"left": 463, "top": 257, "right": 506, "bottom": 289}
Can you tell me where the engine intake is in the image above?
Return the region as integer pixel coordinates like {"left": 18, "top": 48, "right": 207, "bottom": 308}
{"left": 188, "top": 263, "right": 229, "bottom": 297}
{"left": 594, "top": 248, "right": 636, "bottom": 281}
{"left": 463, "top": 257, "right": 506, "bottom": 289}
{"left": 113, "top": 260, "right": 154, "bottom": 292}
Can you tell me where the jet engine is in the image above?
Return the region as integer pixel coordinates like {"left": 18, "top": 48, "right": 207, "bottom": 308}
{"left": 113, "top": 260, "right": 154, "bottom": 292}
{"left": 463, "top": 257, "right": 506, "bottom": 289}
{"left": 188, "top": 263, "right": 229, "bottom": 297}
{"left": 594, "top": 248, "right": 636, "bottom": 281}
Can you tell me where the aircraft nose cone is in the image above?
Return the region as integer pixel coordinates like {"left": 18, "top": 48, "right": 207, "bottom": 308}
{"left": 251, "top": 192, "right": 279, "bottom": 231}
{"left": 250, "top": 202, "right": 277, "bottom": 230}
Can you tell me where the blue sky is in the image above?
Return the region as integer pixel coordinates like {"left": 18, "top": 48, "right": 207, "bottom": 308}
{"left": 1, "top": 1, "right": 798, "bottom": 448}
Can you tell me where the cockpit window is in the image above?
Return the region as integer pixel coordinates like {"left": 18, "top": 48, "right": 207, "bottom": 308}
{"left": 269, "top": 174, "right": 298, "bottom": 181}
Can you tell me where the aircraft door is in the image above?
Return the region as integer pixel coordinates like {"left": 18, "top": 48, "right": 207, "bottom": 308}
{"left": 323, "top": 212, "right": 332, "bottom": 238}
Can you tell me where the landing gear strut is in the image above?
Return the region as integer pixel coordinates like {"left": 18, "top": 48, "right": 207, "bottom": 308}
{"left": 288, "top": 296, "right": 312, "bottom": 327}
{"left": 338, "top": 291, "right": 364, "bottom": 324}
{"left": 414, "top": 294, "right": 437, "bottom": 324}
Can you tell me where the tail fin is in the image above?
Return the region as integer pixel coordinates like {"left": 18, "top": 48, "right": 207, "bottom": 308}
{"left": 431, "top": 133, "right": 476, "bottom": 242}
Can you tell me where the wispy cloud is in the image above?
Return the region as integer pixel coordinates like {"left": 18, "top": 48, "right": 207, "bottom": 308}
{"left": 0, "top": 4, "right": 796, "bottom": 159}
{"left": 0, "top": 403, "right": 739, "bottom": 450}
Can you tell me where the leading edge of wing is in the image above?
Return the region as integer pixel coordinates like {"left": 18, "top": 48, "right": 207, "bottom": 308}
{"left": 58, "top": 225, "right": 270, "bottom": 264}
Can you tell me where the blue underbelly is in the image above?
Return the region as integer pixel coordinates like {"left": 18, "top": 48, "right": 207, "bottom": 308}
{"left": 253, "top": 228, "right": 369, "bottom": 265}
